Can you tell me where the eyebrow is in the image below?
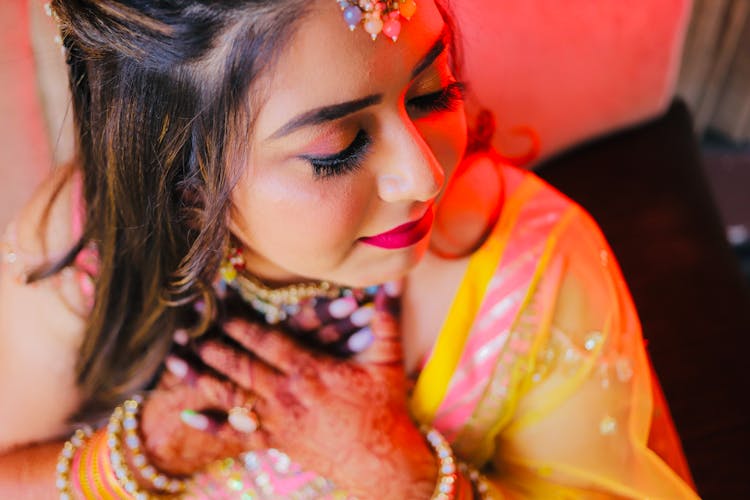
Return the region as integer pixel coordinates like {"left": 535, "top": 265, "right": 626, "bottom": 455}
{"left": 266, "top": 24, "right": 451, "bottom": 141}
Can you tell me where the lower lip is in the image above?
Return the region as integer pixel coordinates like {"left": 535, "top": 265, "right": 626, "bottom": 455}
{"left": 359, "top": 207, "right": 434, "bottom": 250}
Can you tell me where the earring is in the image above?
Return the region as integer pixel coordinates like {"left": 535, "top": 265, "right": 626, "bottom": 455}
{"left": 219, "top": 243, "right": 246, "bottom": 283}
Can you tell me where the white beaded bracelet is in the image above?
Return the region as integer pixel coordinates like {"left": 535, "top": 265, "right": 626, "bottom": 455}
{"left": 107, "top": 403, "right": 150, "bottom": 499}
{"left": 56, "top": 425, "right": 93, "bottom": 500}
{"left": 120, "top": 397, "right": 187, "bottom": 494}
{"left": 420, "top": 426, "right": 458, "bottom": 500}
{"left": 107, "top": 396, "right": 189, "bottom": 498}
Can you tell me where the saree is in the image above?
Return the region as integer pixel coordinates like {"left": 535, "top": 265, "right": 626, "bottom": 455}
{"left": 184, "top": 163, "right": 700, "bottom": 499}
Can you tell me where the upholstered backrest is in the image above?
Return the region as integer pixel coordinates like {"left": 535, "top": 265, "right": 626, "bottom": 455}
{"left": 457, "top": 0, "right": 693, "bottom": 163}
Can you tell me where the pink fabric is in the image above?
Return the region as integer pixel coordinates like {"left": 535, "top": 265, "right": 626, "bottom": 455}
{"left": 432, "top": 169, "right": 570, "bottom": 440}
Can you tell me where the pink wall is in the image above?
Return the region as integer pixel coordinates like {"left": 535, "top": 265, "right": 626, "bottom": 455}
{"left": 0, "top": 0, "right": 49, "bottom": 230}
{"left": 457, "top": 0, "right": 692, "bottom": 162}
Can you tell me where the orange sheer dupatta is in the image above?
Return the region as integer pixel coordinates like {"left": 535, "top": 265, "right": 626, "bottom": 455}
{"left": 411, "top": 166, "right": 699, "bottom": 499}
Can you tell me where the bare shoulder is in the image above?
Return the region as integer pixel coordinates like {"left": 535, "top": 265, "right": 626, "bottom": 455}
{"left": 0, "top": 166, "right": 85, "bottom": 452}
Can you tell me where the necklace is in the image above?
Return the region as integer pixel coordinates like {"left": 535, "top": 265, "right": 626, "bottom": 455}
{"left": 219, "top": 244, "right": 350, "bottom": 324}
{"left": 229, "top": 272, "right": 345, "bottom": 324}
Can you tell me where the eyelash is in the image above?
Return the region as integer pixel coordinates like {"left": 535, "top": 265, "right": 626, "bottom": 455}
{"left": 408, "top": 80, "right": 467, "bottom": 114}
{"left": 304, "top": 81, "right": 467, "bottom": 180}
{"left": 304, "top": 129, "right": 372, "bottom": 180}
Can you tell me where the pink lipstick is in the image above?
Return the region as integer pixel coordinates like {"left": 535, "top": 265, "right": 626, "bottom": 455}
{"left": 359, "top": 206, "right": 434, "bottom": 250}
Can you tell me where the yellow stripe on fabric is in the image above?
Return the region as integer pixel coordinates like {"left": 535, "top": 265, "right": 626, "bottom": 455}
{"left": 504, "top": 206, "right": 596, "bottom": 436}
{"left": 410, "top": 175, "right": 541, "bottom": 424}
{"left": 468, "top": 205, "right": 577, "bottom": 462}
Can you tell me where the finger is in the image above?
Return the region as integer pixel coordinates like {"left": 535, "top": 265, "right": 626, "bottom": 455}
{"left": 179, "top": 409, "right": 268, "bottom": 454}
{"left": 198, "top": 340, "right": 283, "bottom": 399}
{"left": 355, "top": 293, "right": 403, "bottom": 365}
{"left": 215, "top": 419, "right": 269, "bottom": 452}
{"left": 221, "top": 320, "right": 309, "bottom": 373}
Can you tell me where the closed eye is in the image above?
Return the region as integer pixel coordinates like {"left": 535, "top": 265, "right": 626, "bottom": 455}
{"left": 407, "top": 81, "right": 467, "bottom": 114}
{"left": 300, "top": 129, "right": 372, "bottom": 180}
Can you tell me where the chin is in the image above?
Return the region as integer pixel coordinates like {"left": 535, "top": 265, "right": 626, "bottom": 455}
{"left": 344, "top": 235, "right": 431, "bottom": 288}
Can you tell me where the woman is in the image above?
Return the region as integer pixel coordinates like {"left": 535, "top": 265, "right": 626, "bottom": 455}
{"left": 0, "top": 0, "right": 699, "bottom": 498}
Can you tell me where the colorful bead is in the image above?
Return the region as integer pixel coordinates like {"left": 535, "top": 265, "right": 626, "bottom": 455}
{"left": 382, "top": 18, "right": 402, "bottom": 41}
{"left": 343, "top": 5, "right": 362, "bottom": 29}
{"left": 337, "top": 0, "right": 415, "bottom": 42}
{"left": 399, "top": 0, "right": 417, "bottom": 20}
{"left": 364, "top": 15, "right": 384, "bottom": 40}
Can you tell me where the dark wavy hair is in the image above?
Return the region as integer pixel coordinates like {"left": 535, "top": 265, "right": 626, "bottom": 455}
{"left": 34, "top": 0, "right": 309, "bottom": 419}
{"left": 35, "top": 0, "right": 462, "bottom": 422}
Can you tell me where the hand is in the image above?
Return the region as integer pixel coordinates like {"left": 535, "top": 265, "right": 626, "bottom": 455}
{"left": 136, "top": 355, "right": 259, "bottom": 477}
{"left": 197, "top": 286, "right": 436, "bottom": 499}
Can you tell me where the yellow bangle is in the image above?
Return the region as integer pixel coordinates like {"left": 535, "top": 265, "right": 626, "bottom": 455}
{"left": 77, "top": 429, "right": 96, "bottom": 500}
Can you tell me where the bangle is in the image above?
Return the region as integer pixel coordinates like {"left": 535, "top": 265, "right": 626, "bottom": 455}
{"left": 56, "top": 425, "right": 93, "bottom": 500}
{"left": 89, "top": 428, "right": 132, "bottom": 499}
{"left": 107, "top": 396, "right": 188, "bottom": 498}
{"left": 458, "top": 462, "right": 493, "bottom": 500}
{"left": 420, "top": 426, "right": 458, "bottom": 500}
{"left": 120, "top": 397, "right": 187, "bottom": 494}
{"left": 107, "top": 400, "right": 151, "bottom": 499}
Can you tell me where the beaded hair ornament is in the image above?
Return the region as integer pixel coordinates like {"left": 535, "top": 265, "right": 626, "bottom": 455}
{"left": 337, "top": 0, "right": 418, "bottom": 41}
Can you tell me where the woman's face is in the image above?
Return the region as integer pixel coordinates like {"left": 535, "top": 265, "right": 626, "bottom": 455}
{"left": 231, "top": 0, "right": 467, "bottom": 287}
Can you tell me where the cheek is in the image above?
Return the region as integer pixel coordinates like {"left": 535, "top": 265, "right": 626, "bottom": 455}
{"left": 233, "top": 167, "right": 368, "bottom": 254}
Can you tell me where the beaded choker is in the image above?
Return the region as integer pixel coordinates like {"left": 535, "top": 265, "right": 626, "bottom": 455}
{"left": 219, "top": 245, "right": 350, "bottom": 324}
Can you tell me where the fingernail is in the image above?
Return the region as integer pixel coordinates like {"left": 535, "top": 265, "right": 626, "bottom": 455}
{"left": 347, "top": 327, "right": 374, "bottom": 352}
{"left": 328, "top": 296, "right": 357, "bottom": 319}
{"left": 384, "top": 280, "right": 402, "bottom": 297}
{"left": 180, "top": 409, "right": 209, "bottom": 431}
{"left": 350, "top": 304, "right": 375, "bottom": 327}
{"left": 165, "top": 356, "right": 189, "bottom": 379}
{"left": 173, "top": 329, "right": 189, "bottom": 346}
{"left": 228, "top": 409, "right": 259, "bottom": 433}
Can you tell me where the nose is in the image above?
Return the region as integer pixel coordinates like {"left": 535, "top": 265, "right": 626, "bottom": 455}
{"left": 376, "top": 122, "right": 445, "bottom": 203}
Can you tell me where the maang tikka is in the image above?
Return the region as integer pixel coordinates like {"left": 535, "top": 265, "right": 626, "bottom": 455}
{"left": 337, "top": 0, "right": 417, "bottom": 42}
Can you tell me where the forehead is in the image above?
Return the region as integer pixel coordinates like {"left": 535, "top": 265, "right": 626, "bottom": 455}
{"left": 254, "top": 0, "right": 446, "bottom": 135}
